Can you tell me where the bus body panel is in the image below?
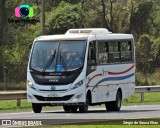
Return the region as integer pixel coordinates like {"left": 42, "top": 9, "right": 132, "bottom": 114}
{"left": 27, "top": 28, "right": 135, "bottom": 107}
{"left": 85, "top": 34, "right": 135, "bottom": 104}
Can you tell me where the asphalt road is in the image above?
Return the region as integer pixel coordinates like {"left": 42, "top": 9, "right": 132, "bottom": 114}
{"left": 0, "top": 104, "right": 160, "bottom": 125}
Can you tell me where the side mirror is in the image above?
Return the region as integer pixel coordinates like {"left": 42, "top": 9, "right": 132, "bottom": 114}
{"left": 29, "top": 43, "right": 32, "bottom": 49}
{"left": 91, "top": 48, "right": 96, "bottom": 60}
{"left": 28, "top": 43, "right": 32, "bottom": 60}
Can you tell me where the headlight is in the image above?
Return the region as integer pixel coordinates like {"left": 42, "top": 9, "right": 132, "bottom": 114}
{"left": 71, "top": 80, "right": 84, "bottom": 90}
{"left": 27, "top": 81, "right": 38, "bottom": 91}
{"left": 27, "top": 81, "right": 33, "bottom": 87}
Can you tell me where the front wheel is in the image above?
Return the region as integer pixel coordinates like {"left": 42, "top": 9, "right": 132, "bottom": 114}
{"left": 32, "top": 103, "right": 42, "bottom": 113}
{"left": 63, "top": 105, "right": 70, "bottom": 112}
{"left": 79, "top": 98, "right": 89, "bottom": 113}
{"left": 105, "top": 91, "right": 122, "bottom": 111}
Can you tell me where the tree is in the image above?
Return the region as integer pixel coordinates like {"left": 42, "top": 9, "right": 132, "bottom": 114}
{"left": 152, "top": 38, "right": 160, "bottom": 67}
{"left": 82, "top": 0, "right": 111, "bottom": 30}
{"left": 0, "top": 0, "right": 7, "bottom": 46}
{"left": 136, "top": 34, "right": 155, "bottom": 84}
{"left": 46, "top": 1, "right": 85, "bottom": 34}
{"left": 150, "top": 1, "right": 160, "bottom": 37}
{"left": 130, "top": 1, "right": 153, "bottom": 37}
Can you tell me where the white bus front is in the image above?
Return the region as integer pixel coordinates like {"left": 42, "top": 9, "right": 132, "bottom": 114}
{"left": 27, "top": 39, "right": 88, "bottom": 113}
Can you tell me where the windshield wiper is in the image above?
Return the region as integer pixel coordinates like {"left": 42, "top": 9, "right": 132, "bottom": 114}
{"left": 60, "top": 49, "right": 67, "bottom": 71}
{"left": 42, "top": 49, "right": 56, "bottom": 73}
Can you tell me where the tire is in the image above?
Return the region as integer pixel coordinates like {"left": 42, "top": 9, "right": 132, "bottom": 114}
{"left": 63, "top": 105, "right": 70, "bottom": 112}
{"left": 32, "top": 103, "right": 42, "bottom": 113}
{"left": 70, "top": 106, "right": 78, "bottom": 112}
{"left": 79, "top": 97, "right": 89, "bottom": 113}
{"left": 105, "top": 101, "right": 115, "bottom": 111}
{"left": 105, "top": 91, "right": 122, "bottom": 111}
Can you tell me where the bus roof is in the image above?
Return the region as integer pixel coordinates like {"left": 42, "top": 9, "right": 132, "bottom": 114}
{"left": 35, "top": 34, "right": 90, "bottom": 41}
{"left": 35, "top": 28, "right": 133, "bottom": 41}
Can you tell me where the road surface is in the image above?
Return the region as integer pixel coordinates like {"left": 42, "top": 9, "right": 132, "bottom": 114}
{"left": 0, "top": 104, "right": 160, "bottom": 125}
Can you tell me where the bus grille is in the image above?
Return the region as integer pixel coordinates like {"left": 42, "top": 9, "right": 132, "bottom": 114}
{"left": 34, "top": 95, "right": 74, "bottom": 101}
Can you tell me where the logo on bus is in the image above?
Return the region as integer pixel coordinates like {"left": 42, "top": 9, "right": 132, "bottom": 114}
{"left": 51, "top": 86, "right": 56, "bottom": 90}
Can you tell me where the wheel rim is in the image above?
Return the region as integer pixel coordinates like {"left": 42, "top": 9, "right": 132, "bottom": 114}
{"left": 117, "top": 93, "right": 121, "bottom": 108}
{"left": 117, "top": 97, "right": 121, "bottom": 108}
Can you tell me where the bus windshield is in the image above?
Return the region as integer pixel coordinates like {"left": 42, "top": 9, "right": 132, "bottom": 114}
{"left": 30, "top": 40, "right": 86, "bottom": 72}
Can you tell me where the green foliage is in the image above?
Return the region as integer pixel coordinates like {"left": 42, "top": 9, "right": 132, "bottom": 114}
{"left": 135, "top": 70, "right": 160, "bottom": 86}
{"left": 110, "top": 0, "right": 131, "bottom": 32}
{"left": 46, "top": 1, "right": 85, "bottom": 34}
{"left": 3, "top": 23, "right": 41, "bottom": 64}
{"left": 136, "top": 72, "right": 145, "bottom": 86}
{"left": 152, "top": 38, "right": 160, "bottom": 67}
{"left": 136, "top": 34, "right": 155, "bottom": 75}
{"left": 0, "top": 0, "right": 160, "bottom": 89}
{"left": 130, "top": 1, "right": 154, "bottom": 37}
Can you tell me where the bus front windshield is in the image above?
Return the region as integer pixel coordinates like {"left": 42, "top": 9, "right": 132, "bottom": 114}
{"left": 30, "top": 40, "right": 86, "bottom": 72}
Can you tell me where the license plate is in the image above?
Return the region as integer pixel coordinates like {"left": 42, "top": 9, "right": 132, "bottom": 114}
{"left": 48, "top": 93, "right": 58, "bottom": 97}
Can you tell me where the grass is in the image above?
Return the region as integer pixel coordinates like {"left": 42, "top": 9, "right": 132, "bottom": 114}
{"left": 0, "top": 99, "right": 32, "bottom": 112}
{"left": 39, "top": 125, "right": 160, "bottom": 128}
{"left": 0, "top": 99, "right": 60, "bottom": 112}
{"left": 0, "top": 92, "right": 160, "bottom": 112}
{"left": 122, "top": 92, "right": 160, "bottom": 105}
{"left": 53, "top": 124, "right": 159, "bottom": 128}
{"left": 45, "top": 125, "right": 160, "bottom": 128}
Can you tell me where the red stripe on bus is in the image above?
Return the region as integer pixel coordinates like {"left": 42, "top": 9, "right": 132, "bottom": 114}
{"left": 86, "top": 74, "right": 102, "bottom": 87}
{"left": 108, "top": 65, "right": 134, "bottom": 75}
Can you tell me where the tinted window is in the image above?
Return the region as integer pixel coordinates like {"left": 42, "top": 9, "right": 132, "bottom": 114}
{"left": 98, "top": 41, "right": 108, "bottom": 64}
{"left": 121, "top": 41, "right": 132, "bottom": 62}
{"left": 87, "top": 41, "right": 97, "bottom": 66}
{"left": 97, "top": 40, "right": 133, "bottom": 65}
{"left": 109, "top": 42, "right": 121, "bottom": 63}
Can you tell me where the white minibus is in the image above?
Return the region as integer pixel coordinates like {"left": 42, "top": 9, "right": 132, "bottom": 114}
{"left": 27, "top": 28, "right": 135, "bottom": 113}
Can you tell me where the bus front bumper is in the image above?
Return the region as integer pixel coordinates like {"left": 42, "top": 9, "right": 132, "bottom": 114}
{"left": 27, "top": 87, "right": 85, "bottom": 105}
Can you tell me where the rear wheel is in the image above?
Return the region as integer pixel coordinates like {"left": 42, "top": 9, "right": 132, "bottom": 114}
{"left": 105, "top": 91, "right": 122, "bottom": 111}
{"left": 79, "top": 97, "right": 89, "bottom": 113}
{"left": 32, "top": 103, "right": 42, "bottom": 113}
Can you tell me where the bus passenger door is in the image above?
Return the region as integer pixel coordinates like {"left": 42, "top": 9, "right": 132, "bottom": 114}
{"left": 86, "top": 41, "right": 98, "bottom": 103}
{"left": 97, "top": 41, "right": 110, "bottom": 102}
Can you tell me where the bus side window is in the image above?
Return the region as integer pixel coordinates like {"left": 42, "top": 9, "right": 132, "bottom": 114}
{"left": 109, "top": 41, "right": 121, "bottom": 63}
{"left": 88, "top": 41, "right": 97, "bottom": 66}
{"left": 121, "top": 41, "right": 132, "bottom": 62}
{"left": 98, "top": 41, "right": 109, "bottom": 64}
